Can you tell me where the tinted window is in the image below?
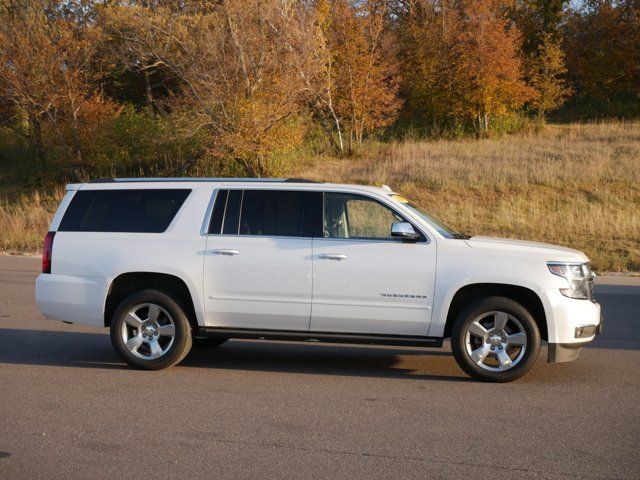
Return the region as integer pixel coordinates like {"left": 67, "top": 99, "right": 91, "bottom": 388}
{"left": 208, "top": 190, "right": 228, "bottom": 234}
{"left": 208, "top": 189, "right": 320, "bottom": 237}
{"left": 59, "top": 189, "right": 191, "bottom": 233}
{"left": 227, "top": 190, "right": 321, "bottom": 237}
{"left": 223, "top": 190, "right": 242, "bottom": 234}
{"left": 324, "top": 193, "right": 413, "bottom": 240}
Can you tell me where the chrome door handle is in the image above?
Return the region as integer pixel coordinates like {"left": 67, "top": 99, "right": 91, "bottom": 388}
{"left": 207, "top": 249, "right": 240, "bottom": 256}
{"left": 318, "top": 253, "right": 348, "bottom": 261}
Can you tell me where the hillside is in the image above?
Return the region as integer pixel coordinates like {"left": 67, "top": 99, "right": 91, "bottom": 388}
{"left": 297, "top": 122, "right": 640, "bottom": 272}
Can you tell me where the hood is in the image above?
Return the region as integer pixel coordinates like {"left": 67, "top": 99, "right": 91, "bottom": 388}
{"left": 464, "top": 236, "right": 589, "bottom": 263}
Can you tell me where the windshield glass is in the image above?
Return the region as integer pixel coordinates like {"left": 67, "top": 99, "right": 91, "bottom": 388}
{"left": 389, "top": 194, "right": 469, "bottom": 239}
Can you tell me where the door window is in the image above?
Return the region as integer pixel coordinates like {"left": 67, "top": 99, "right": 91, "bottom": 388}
{"left": 323, "top": 192, "right": 416, "bottom": 240}
{"left": 209, "top": 189, "right": 321, "bottom": 238}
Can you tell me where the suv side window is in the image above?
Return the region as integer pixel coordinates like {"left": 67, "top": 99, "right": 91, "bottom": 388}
{"left": 59, "top": 189, "right": 191, "bottom": 233}
{"left": 324, "top": 192, "right": 418, "bottom": 241}
{"left": 209, "top": 189, "right": 321, "bottom": 238}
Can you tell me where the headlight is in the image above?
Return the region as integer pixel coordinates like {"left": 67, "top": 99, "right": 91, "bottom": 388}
{"left": 547, "top": 262, "right": 594, "bottom": 300}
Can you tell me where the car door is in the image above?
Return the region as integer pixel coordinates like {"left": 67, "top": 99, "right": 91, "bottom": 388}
{"left": 310, "top": 191, "right": 436, "bottom": 336}
{"left": 203, "top": 188, "right": 321, "bottom": 330}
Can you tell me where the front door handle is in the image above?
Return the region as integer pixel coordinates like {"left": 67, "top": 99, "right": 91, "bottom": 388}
{"left": 207, "top": 249, "right": 240, "bottom": 256}
{"left": 318, "top": 253, "right": 348, "bottom": 261}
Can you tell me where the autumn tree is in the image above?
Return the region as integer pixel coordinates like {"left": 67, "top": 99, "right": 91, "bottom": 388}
{"left": 104, "top": 0, "right": 320, "bottom": 176}
{"left": 315, "top": 0, "right": 401, "bottom": 152}
{"left": 511, "top": 0, "right": 569, "bottom": 54}
{"left": 563, "top": 0, "right": 640, "bottom": 102}
{"left": 397, "top": 0, "right": 463, "bottom": 130}
{"left": 450, "top": 0, "right": 533, "bottom": 134}
{"left": 0, "top": 0, "right": 117, "bottom": 175}
{"left": 526, "top": 32, "right": 572, "bottom": 117}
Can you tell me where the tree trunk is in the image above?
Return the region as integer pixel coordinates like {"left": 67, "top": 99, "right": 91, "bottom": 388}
{"left": 329, "top": 107, "right": 344, "bottom": 155}
{"left": 143, "top": 68, "right": 154, "bottom": 107}
{"left": 70, "top": 103, "right": 83, "bottom": 165}
{"left": 29, "top": 113, "right": 45, "bottom": 183}
{"left": 224, "top": 5, "right": 252, "bottom": 99}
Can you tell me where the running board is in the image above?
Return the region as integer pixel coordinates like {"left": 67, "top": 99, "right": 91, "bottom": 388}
{"left": 195, "top": 327, "right": 443, "bottom": 348}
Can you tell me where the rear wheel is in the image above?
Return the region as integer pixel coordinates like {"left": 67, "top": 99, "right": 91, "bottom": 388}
{"left": 451, "top": 296, "right": 541, "bottom": 382}
{"left": 110, "top": 290, "right": 193, "bottom": 370}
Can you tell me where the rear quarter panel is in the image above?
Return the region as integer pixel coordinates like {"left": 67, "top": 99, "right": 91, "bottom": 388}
{"left": 40, "top": 183, "right": 216, "bottom": 327}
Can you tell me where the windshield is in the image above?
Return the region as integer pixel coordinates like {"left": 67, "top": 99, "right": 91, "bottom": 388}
{"left": 389, "top": 194, "right": 469, "bottom": 239}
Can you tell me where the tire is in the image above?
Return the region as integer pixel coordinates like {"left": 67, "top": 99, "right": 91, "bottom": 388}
{"left": 193, "top": 337, "right": 229, "bottom": 349}
{"left": 110, "top": 289, "right": 193, "bottom": 370}
{"left": 451, "top": 296, "right": 541, "bottom": 383}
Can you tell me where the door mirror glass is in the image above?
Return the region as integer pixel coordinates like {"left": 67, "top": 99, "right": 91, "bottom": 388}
{"left": 391, "top": 222, "right": 420, "bottom": 242}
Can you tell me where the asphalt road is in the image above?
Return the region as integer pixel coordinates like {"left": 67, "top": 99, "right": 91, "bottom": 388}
{"left": 0, "top": 256, "right": 638, "bottom": 480}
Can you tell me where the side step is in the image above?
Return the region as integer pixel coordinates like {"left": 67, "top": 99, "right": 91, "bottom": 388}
{"left": 195, "top": 327, "right": 443, "bottom": 348}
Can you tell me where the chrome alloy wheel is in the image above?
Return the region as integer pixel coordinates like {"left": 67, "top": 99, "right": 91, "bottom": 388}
{"left": 120, "top": 303, "right": 176, "bottom": 360}
{"left": 464, "top": 311, "right": 527, "bottom": 372}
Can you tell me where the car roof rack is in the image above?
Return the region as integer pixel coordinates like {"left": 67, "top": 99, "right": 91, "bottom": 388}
{"left": 88, "top": 177, "right": 320, "bottom": 184}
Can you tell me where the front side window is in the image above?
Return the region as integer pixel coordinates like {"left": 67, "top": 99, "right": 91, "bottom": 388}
{"left": 324, "top": 192, "right": 414, "bottom": 240}
{"left": 209, "top": 189, "right": 321, "bottom": 238}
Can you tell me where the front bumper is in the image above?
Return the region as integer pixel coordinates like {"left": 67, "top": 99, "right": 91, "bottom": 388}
{"left": 542, "top": 288, "right": 602, "bottom": 363}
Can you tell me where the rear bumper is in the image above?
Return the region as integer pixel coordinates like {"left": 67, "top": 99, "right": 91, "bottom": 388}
{"left": 35, "top": 274, "right": 109, "bottom": 327}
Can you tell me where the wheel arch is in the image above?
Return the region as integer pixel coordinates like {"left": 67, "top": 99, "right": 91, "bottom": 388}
{"left": 442, "top": 283, "right": 548, "bottom": 341}
{"left": 104, "top": 272, "right": 201, "bottom": 329}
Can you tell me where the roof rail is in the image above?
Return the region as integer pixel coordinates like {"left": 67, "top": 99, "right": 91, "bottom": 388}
{"left": 87, "top": 177, "right": 321, "bottom": 184}
{"left": 284, "top": 178, "right": 318, "bottom": 183}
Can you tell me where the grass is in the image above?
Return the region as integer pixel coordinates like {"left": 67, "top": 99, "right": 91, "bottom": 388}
{"left": 0, "top": 189, "right": 64, "bottom": 254}
{"left": 1, "top": 121, "right": 638, "bottom": 272}
{"left": 296, "top": 121, "right": 640, "bottom": 272}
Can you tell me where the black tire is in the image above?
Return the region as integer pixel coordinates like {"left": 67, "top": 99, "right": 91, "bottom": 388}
{"left": 110, "top": 289, "right": 193, "bottom": 370}
{"left": 193, "top": 337, "right": 229, "bottom": 349}
{"left": 451, "top": 296, "right": 541, "bottom": 383}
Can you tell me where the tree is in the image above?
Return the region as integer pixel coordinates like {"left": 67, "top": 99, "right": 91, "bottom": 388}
{"left": 397, "top": 0, "right": 462, "bottom": 129}
{"left": 450, "top": 0, "right": 534, "bottom": 134}
{"left": 511, "top": 0, "right": 569, "bottom": 54}
{"left": 104, "top": 0, "right": 319, "bottom": 176}
{"left": 563, "top": 0, "right": 640, "bottom": 101}
{"left": 0, "top": 0, "right": 117, "bottom": 175}
{"left": 526, "top": 32, "right": 572, "bottom": 117}
{"left": 325, "top": 0, "right": 402, "bottom": 152}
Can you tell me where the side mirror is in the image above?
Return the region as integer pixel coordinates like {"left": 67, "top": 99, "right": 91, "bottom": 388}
{"left": 391, "top": 222, "right": 420, "bottom": 242}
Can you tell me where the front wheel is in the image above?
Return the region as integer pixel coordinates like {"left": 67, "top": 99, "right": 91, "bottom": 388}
{"left": 110, "top": 290, "right": 193, "bottom": 370}
{"left": 451, "top": 296, "right": 541, "bottom": 382}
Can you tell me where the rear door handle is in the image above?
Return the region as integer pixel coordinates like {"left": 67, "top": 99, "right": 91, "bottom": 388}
{"left": 207, "top": 249, "right": 240, "bottom": 256}
{"left": 318, "top": 253, "right": 348, "bottom": 261}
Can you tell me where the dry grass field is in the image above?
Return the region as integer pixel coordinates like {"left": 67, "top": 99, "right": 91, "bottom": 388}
{"left": 1, "top": 121, "right": 638, "bottom": 271}
{"left": 298, "top": 122, "right": 640, "bottom": 272}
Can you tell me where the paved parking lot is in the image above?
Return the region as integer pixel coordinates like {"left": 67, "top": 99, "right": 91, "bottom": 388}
{"left": 0, "top": 255, "right": 638, "bottom": 479}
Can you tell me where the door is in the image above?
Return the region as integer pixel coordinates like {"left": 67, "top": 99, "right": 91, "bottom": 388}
{"left": 204, "top": 188, "right": 321, "bottom": 330}
{"left": 311, "top": 192, "right": 436, "bottom": 336}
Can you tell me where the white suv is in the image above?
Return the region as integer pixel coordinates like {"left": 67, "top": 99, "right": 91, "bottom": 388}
{"left": 35, "top": 178, "right": 602, "bottom": 382}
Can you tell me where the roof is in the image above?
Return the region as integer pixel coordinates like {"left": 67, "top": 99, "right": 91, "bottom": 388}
{"left": 88, "top": 177, "right": 319, "bottom": 184}
{"left": 72, "top": 177, "right": 394, "bottom": 196}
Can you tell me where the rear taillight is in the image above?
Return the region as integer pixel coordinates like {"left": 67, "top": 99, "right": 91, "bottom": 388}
{"left": 42, "top": 231, "right": 55, "bottom": 274}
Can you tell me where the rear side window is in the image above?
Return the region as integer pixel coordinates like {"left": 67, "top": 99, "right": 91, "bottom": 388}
{"left": 59, "top": 189, "right": 191, "bottom": 233}
{"left": 208, "top": 189, "right": 321, "bottom": 237}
